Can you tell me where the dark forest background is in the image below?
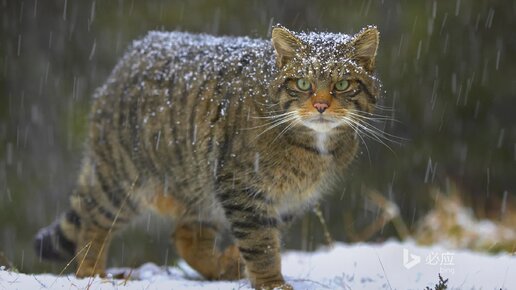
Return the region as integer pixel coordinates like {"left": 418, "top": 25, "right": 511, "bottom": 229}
{"left": 1, "top": 0, "right": 515, "bottom": 273}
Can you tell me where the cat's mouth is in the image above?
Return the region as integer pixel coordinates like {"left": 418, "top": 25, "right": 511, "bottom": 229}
{"left": 308, "top": 114, "right": 339, "bottom": 123}
{"left": 311, "top": 117, "right": 332, "bottom": 123}
{"left": 302, "top": 115, "right": 342, "bottom": 132}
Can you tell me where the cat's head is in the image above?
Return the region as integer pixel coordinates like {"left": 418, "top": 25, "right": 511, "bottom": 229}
{"left": 269, "top": 25, "right": 380, "bottom": 134}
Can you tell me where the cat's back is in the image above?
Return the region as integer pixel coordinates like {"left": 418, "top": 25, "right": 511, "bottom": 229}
{"left": 111, "top": 31, "right": 275, "bottom": 87}
{"left": 92, "top": 31, "right": 277, "bottom": 131}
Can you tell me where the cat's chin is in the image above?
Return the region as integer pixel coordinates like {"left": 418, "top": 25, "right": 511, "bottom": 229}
{"left": 301, "top": 117, "right": 342, "bottom": 133}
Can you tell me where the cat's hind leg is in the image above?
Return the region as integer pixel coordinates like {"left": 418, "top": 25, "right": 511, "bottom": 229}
{"left": 34, "top": 166, "right": 140, "bottom": 278}
{"left": 70, "top": 158, "right": 142, "bottom": 277}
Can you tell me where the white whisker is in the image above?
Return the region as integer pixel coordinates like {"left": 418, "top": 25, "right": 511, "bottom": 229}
{"left": 271, "top": 118, "right": 301, "bottom": 144}
{"left": 242, "top": 112, "right": 298, "bottom": 130}
{"left": 352, "top": 127, "right": 372, "bottom": 164}
{"left": 254, "top": 115, "right": 299, "bottom": 139}
{"left": 340, "top": 110, "right": 401, "bottom": 124}
{"left": 371, "top": 104, "right": 396, "bottom": 112}
{"left": 251, "top": 111, "right": 298, "bottom": 119}
{"left": 343, "top": 112, "right": 406, "bottom": 142}
{"left": 353, "top": 119, "right": 406, "bottom": 142}
{"left": 350, "top": 120, "right": 399, "bottom": 145}
{"left": 342, "top": 116, "right": 398, "bottom": 155}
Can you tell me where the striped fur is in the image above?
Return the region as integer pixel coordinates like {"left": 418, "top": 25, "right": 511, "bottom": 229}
{"left": 34, "top": 25, "right": 380, "bottom": 289}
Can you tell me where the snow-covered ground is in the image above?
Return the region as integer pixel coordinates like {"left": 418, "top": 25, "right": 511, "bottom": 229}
{"left": 1, "top": 241, "right": 514, "bottom": 290}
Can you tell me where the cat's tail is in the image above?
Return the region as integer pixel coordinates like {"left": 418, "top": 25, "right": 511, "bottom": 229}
{"left": 34, "top": 209, "right": 81, "bottom": 261}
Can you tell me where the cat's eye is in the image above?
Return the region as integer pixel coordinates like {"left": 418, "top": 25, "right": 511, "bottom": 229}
{"left": 335, "top": 79, "right": 350, "bottom": 91}
{"left": 296, "top": 78, "right": 312, "bottom": 91}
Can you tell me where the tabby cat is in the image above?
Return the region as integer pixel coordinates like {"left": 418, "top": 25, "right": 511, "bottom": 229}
{"left": 35, "top": 24, "right": 380, "bottom": 290}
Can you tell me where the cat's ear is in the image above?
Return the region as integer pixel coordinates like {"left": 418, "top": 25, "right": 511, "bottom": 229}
{"left": 271, "top": 26, "right": 305, "bottom": 68}
{"left": 350, "top": 26, "right": 379, "bottom": 72}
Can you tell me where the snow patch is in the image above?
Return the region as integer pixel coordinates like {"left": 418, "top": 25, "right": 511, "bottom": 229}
{"left": 1, "top": 241, "right": 514, "bottom": 289}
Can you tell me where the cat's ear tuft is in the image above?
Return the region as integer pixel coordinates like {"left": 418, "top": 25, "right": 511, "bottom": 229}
{"left": 271, "top": 25, "right": 305, "bottom": 68}
{"left": 351, "top": 26, "right": 379, "bottom": 72}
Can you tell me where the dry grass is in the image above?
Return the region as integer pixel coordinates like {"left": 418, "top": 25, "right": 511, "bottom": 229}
{"left": 416, "top": 185, "right": 516, "bottom": 253}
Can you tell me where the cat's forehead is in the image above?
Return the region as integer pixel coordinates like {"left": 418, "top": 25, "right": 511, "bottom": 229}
{"left": 296, "top": 31, "right": 353, "bottom": 50}
{"left": 298, "top": 32, "right": 354, "bottom": 62}
{"left": 292, "top": 31, "right": 356, "bottom": 77}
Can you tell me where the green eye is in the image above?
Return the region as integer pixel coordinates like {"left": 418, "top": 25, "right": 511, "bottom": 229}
{"left": 335, "top": 79, "right": 350, "bottom": 91}
{"left": 296, "top": 78, "right": 312, "bottom": 91}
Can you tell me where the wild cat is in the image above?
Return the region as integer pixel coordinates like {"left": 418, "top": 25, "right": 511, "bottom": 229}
{"left": 35, "top": 24, "right": 380, "bottom": 289}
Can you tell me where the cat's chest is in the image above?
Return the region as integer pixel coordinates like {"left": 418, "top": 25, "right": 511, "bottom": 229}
{"left": 259, "top": 149, "right": 335, "bottom": 211}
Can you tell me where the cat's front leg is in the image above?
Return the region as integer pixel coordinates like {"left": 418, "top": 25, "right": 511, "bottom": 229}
{"left": 220, "top": 191, "right": 293, "bottom": 290}
{"left": 237, "top": 226, "right": 288, "bottom": 289}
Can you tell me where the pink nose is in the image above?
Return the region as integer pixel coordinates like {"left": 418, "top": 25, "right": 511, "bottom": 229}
{"left": 313, "top": 102, "right": 329, "bottom": 113}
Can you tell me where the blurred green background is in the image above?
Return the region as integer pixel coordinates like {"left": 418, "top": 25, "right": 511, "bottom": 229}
{"left": 1, "top": 0, "right": 514, "bottom": 273}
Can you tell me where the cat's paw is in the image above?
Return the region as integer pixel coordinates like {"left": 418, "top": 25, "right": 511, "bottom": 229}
{"left": 256, "top": 281, "right": 294, "bottom": 290}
